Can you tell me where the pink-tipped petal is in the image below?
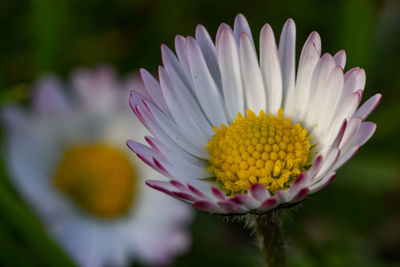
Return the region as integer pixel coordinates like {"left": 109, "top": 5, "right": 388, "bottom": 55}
{"left": 333, "top": 50, "right": 346, "bottom": 68}
{"left": 216, "top": 23, "right": 233, "bottom": 45}
{"left": 259, "top": 198, "right": 279, "bottom": 211}
{"left": 140, "top": 68, "right": 170, "bottom": 115}
{"left": 343, "top": 67, "right": 366, "bottom": 96}
{"left": 146, "top": 180, "right": 175, "bottom": 196}
{"left": 127, "top": 140, "right": 157, "bottom": 167}
{"left": 304, "top": 31, "right": 321, "bottom": 55}
{"left": 137, "top": 153, "right": 157, "bottom": 170}
{"left": 354, "top": 93, "right": 382, "bottom": 120}
{"left": 233, "top": 13, "right": 254, "bottom": 47}
{"left": 153, "top": 157, "right": 171, "bottom": 177}
{"left": 230, "top": 194, "right": 259, "bottom": 210}
{"left": 217, "top": 200, "right": 246, "bottom": 213}
{"left": 339, "top": 117, "right": 362, "bottom": 152}
{"left": 170, "top": 180, "right": 187, "bottom": 191}
{"left": 211, "top": 187, "right": 227, "bottom": 200}
{"left": 187, "top": 184, "right": 207, "bottom": 198}
{"left": 307, "top": 155, "right": 323, "bottom": 181}
{"left": 314, "top": 147, "right": 340, "bottom": 182}
{"left": 194, "top": 200, "right": 227, "bottom": 213}
{"left": 249, "top": 184, "right": 270, "bottom": 202}
{"left": 289, "top": 173, "right": 308, "bottom": 195}
{"left": 139, "top": 98, "right": 207, "bottom": 158}
{"left": 332, "top": 120, "right": 347, "bottom": 151}
{"left": 145, "top": 136, "right": 166, "bottom": 159}
{"left": 333, "top": 145, "right": 360, "bottom": 170}
{"left": 171, "top": 192, "right": 198, "bottom": 202}
{"left": 274, "top": 189, "right": 289, "bottom": 203}
{"left": 355, "top": 122, "right": 376, "bottom": 146}
{"left": 291, "top": 187, "right": 310, "bottom": 202}
{"left": 309, "top": 173, "right": 337, "bottom": 193}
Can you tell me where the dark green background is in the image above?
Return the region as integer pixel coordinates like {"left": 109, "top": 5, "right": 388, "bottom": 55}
{"left": 1, "top": 0, "right": 399, "bottom": 266}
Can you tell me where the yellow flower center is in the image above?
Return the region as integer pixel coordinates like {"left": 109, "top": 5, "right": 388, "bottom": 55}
{"left": 53, "top": 144, "right": 136, "bottom": 218}
{"left": 207, "top": 108, "right": 312, "bottom": 195}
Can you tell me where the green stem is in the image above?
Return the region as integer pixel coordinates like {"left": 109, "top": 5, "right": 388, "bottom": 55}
{"left": 248, "top": 211, "right": 286, "bottom": 267}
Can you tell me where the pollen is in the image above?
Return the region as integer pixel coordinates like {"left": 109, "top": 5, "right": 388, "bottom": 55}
{"left": 53, "top": 144, "right": 136, "bottom": 218}
{"left": 206, "top": 108, "right": 312, "bottom": 195}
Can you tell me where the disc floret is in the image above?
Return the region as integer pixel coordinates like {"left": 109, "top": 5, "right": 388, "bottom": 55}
{"left": 207, "top": 108, "right": 312, "bottom": 195}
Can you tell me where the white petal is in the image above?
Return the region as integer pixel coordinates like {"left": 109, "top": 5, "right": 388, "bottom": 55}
{"left": 160, "top": 61, "right": 213, "bottom": 133}
{"left": 127, "top": 73, "right": 151, "bottom": 103}
{"left": 331, "top": 90, "right": 362, "bottom": 133}
{"left": 306, "top": 31, "right": 322, "bottom": 55}
{"left": 145, "top": 136, "right": 209, "bottom": 172}
{"left": 260, "top": 24, "right": 283, "bottom": 114}
{"left": 132, "top": 93, "right": 207, "bottom": 158}
{"left": 286, "top": 33, "right": 321, "bottom": 119}
{"left": 161, "top": 45, "right": 193, "bottom": 92}
{"left": 342, "top": 67, "right": 366, "bottom": 99}
{"left": 334, "top": 122, "right": 376, "bottom": 170}
{"left": 333, "top": 145, "right": 360, "bottom": 170}
{"left": 304, "top": 53, "right": 336, "bottom": 128}
{"left": 333, "top": 50, "right": 346, "bottom": 68}
{"left": 316, "top": 66, "right": 345, "bottom": 136}
{"left": 159, "top": 67, "right": 211, "bottom": 146}
{"left": 195, "top": 25, "right": 222, "bottom": 89}
{"left": 187, "top": 37, "right": 228, "bottom": 126}
{"left": 140, "top": 69, "right": 170, "bottom": 115}
{"left": 278, "top": 18, "right": 296, "bottom": 109}
{"left": 320, "top": 90, "right": 362, "bottom": 150}
{"left": 239, "top": 34, "right": 266, "bottom": 113}
{"left": 338, "top": 117, "right": 362, "bottom": 153}
{"left": 216, "top": 23, "right": 233, "bottom": 47}
{"left": 216, "top": 29, "right": 245, "bottom": 121}
{"left": 174, "top": 35, "right": 192, "bottom": 85}
{"left": 233, "top": 14, "right": 254, "bottom": 48}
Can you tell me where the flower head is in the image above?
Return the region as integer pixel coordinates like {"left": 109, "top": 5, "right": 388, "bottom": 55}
{"left": 2, "top": 65, "right": 193, "bottom": 266}
{"left": 128, "top": 14, "right": 381, "bottom": 214}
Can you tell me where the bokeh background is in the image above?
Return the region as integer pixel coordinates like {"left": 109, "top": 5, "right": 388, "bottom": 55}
{"left": 1, "top": 0, "right": 399, "bottom": 266}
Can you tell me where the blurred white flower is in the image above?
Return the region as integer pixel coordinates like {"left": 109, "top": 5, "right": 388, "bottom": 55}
{"left": 2, "top": 65, "right": 193, "bottom": 267}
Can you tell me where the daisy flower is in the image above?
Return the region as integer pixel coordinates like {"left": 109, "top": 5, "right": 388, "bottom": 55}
{"left": 2, "top": 65, "right": 193, "bottom": 267}
{"left": 128, "top": 14, "right": 381, "bottom": 215}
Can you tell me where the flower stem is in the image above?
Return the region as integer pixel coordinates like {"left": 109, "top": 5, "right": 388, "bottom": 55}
{"left": 248, "top": 211, "right": 286, "bottom": 267}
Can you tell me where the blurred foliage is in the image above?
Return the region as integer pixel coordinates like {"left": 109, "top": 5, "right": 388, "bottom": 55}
{"left": 0, "top": 0, "right": 399, "bottom": 266}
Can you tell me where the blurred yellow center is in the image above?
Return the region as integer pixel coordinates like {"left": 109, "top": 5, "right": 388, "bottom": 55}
{"left": 207, "top": 108, "right": 312, "bottom": 195}
{"left": 53, "top": 144, "right": 136, "bottom": 218}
